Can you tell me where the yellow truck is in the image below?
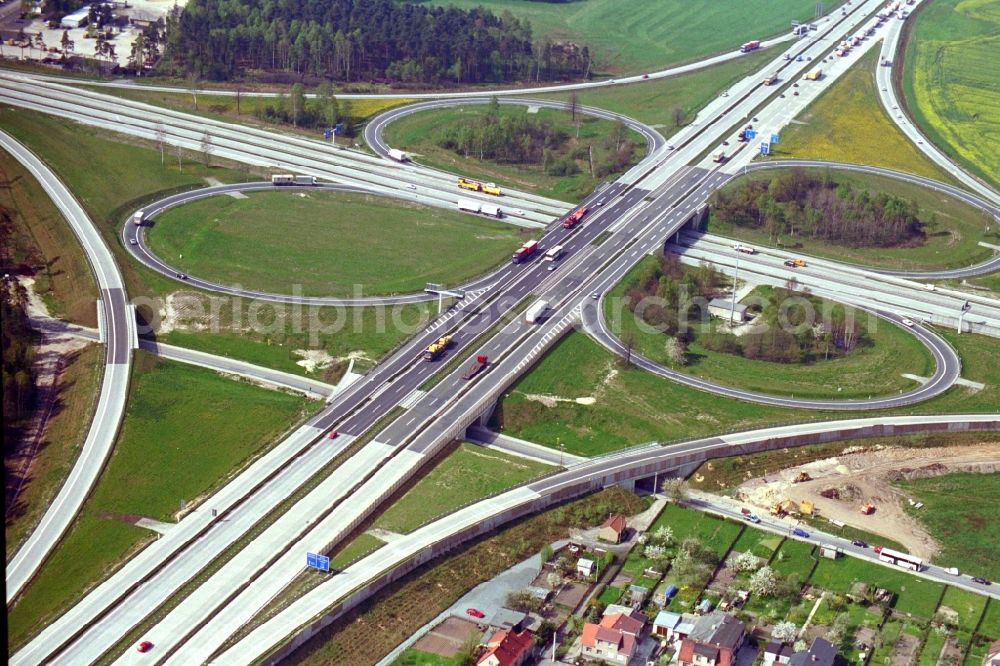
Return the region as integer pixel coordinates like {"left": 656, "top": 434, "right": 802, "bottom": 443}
{"left": 804, "top": 68, "right": 823, "bottom": 81}
{"left": 423, "top": 335, "right": 452, "bottom": 361}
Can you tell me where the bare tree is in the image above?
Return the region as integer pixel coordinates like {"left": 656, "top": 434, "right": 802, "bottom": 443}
{"left": 568, "top": 91, "right": 578, "bottom": 123}
{"left": 156, "top": 123, "right": 167, "bottom": 165}
{"left": 187, "top": 72, "right": 201, "bottom": 110}
{"left": 200, "top": 131, "right": 213, "bottom": 169}
{"left": 175, "top": 142, "right": 183, "bottom": 172}
{"left": 620, "top": 331, "right": 637, "bottom": 367}
{"left": 672, "top": 106, "right": 685, "bottom": 128}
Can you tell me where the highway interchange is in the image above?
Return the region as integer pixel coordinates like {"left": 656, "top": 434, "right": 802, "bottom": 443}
{"left": 4, "top": 0, "right": 1000, "bottom": 662}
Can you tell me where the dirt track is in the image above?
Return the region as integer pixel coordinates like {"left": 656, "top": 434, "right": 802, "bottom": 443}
{"left": 733, "top": 442, "right": 1000, "bottom": 558}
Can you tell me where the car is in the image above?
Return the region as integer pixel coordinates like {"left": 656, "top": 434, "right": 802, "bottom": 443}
{"left": 137, "top": 641, "right": 154, "bottom": 653}
{"left": 609, "top": 79, "right": 617, "bottom": 84}
{"left": 796, "top": 55, "right": 803, "bottom": 61}
{"left": 852, "top": 539, "right": 868, "bottom": 548}
{"left": 595, "top": 200, "right": 605, "bottom": 207}
{"left": 748, "top": 514, "right": 761, "bottom": 524}
{"left": 807, "top": 56, "right": 812, "bottom": 60}
{"left": 176, "top": 272, "right": 188, "bottom": 279}
{"left": 328, "top": 431, "right": 338, "bottom": 439}
{"left": 793, "top": 83, "right": 799, "bottom": 87}
{"left": 792, "top": 527, "right": 810, "bottom": 538}
{"left": 722, "top": 140, "right": 729, "bottom": 146}
{"left": 721, "top": 91, "right": 729, "bottom": 97}
{"left": 753, "top": 117, "right": 759, "bottom": 121}
{"left": 794, "top": 91, "right": 799, "bottom": 96}
{"left": 547, "top": 264, "right": 556, "bottom": 272}
{"left": 901, "top": 318, "right": 915, "bottom": 327}
{"left": 591, "top": 292, "right": 600, "bottom": 300}
{"left": 666, "top": 145, "right": 675, "bottom": 150}
{"left": 780, "top": 93, "right": 786, "bottom": 98}
{"left": 784, "top": 259, "right": 797, "bottom": 267}
{"left": 129, "top": 238, "right": 138, "bottom": 245}
{"left": 972, "top": 577, "right": 991, "bottom": 585}
{"left": 513, "top": 209, "right": 525, "bottom": 216}
{"left": 784, "top": 54, "right": 792, "bottom": 60}
{"left": 466, "top": 608, "right": 486, "bottom": 618}
{"left": 642, "top": 73, "right": 649, "bottom": 79}
{"left": 406, "top": 183, "right": 417, "bottom": 190}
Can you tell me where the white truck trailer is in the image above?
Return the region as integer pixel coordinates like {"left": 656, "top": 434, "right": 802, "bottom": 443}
{"left": 525, "top": 299, "right": 549, "bottom": 324}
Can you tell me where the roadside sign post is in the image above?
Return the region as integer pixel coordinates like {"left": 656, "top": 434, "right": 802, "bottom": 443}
{"left": 745, "top": 129, "right": 757, "bottom": 141}
{"left": 760, "top": 142, "right": 770, "bottom": 156}
{"left": 307, "top": 552, "right": 330, "bottom": 573}
{"left": 770, "top": 133, "right": 780, "bottom": 144}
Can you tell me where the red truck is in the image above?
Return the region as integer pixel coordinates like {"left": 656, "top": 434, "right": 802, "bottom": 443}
{"left": 562, "top": 207, "right": 588, "bottom": 229}
{"left": 740, "top": 40, "right": 761, "bottom": 53}
{"left": 512, "top": 239, "right": 539, "bottom": 264}
{"left": 462, "top": 355, "right": 488, "bottom": 380}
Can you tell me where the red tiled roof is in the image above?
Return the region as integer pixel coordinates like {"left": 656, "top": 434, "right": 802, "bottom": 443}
{"left": 581, "top": 623, "right": 600, "bottom": 648}
{"left": 477, "top": 628, "right": 533, "bottom": 666}
{"left": 601, "top": 513, "right": 627, "bottom": 534}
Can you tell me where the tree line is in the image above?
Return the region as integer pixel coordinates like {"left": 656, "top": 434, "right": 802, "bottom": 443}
{"left": 161, "top": 0, "right": 591, "bottom": 84}
{"left": 712, "top": 169, "right": 927, "bottom": 247}
{"left": 2, "top": 280, "right": 37, "bottom": 445}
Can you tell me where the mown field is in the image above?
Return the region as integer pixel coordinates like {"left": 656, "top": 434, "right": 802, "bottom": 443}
{"left": 766, "top": 49, "right": 954, "bottom": 182}
{"left": 603, "top": 258, "right": 935, "bottom": 400}
{"left": 706, "top": 168, "right": 997, "bottom": 270}
{"left": 7, "top": 352, "right": 316, "bottom": 649}
{"left": 896, "top": 472, "right": 1000, "bottom": 581}
{"left": 383, "top": 104, "right": 644, "bottom": 201}
{"left": 410, "top": 0, "right": 842, "bottom": 74}
{"left": 146, "top": 190, "right": 525, "bottom": 297}
{"left": 902, "top": 0, "right": 1000, "bottom": 189}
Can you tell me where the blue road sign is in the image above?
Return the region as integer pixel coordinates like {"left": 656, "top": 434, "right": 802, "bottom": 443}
{"left": 760, "top": 141, "right": 770, "bottom": 156}
{"left": 745, "top": 129, "right": 757, "bottom": 141}
{"left": 324, "top": 128, "right": 333, "bottom": 140}
{"left": 334, "top": 122, "right": 345, "bottom": 135}
{"left": 770, "top": 133, "right": 780, "bottom": 144}
{"left": 307, "top": 552, "right": 330, "bottom": 572}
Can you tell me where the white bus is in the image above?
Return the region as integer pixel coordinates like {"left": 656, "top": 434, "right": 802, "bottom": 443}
{"left": 876, "top": 547, "right": 923, "bottom": 571}
{"left": 543, "top": 244, "right": 565, "bottom": 261}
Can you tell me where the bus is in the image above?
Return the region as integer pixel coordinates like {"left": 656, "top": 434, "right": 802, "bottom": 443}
{"left": 543, "top": 245, "right": 565, "bottom": 262}
{"left": 875, "top": 546, "right": 923, "bottom": 571}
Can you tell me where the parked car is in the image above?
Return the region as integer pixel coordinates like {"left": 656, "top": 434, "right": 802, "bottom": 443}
{"left": 137, "top": 641, "right": 154, "bottom": 653}
{"left": 466, "top": 608, "right": 486, "bottom": 618}
{"left": 852, "top": 539, "right": 868, "bottom": 548}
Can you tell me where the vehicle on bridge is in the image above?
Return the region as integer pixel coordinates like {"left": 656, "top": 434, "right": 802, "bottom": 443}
{"left": 562, "top": 206, "right": 588, "bottom": 229}
{"left": 457, "top": 177, "right": 502, "bottom": 196}
{"left": 423, "top": 335, "right": 452, "bottom": 361}
{"left": 740, "top": 40, "right": 761, "bottom": 53}
{"left": 512, "top": 239, "right": 539, "bottom": 264}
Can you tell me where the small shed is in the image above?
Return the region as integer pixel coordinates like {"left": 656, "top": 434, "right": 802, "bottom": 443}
{"left": 598, "top": 514, "right": 627, "bottom": 543}
{"left": 708, "top": 298, "right": 748, "bottom": 322}
{"left": 577, "top": 557, "right": 595, "bottom": 578}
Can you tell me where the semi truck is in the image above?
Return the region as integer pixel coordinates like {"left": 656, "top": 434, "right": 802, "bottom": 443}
{"left": 525, "top": 299, "right": 549, "bottom": 324}
{"left": 272, "top": 174, "right": 317, "bottom": 185}
{"left": 456, "top": 200, "right": 502, "bottom": 218}
{"left": 762, "top": 73, "right": 779, "bottom": 85}
{"left": 457, "top": 177, "right": 502, "bottom": 196}
{"left": 804, "top": 68, "right": 823, "bottom": 80}
{"left": 387, "top": 148, "right": 410, "bottom": 162}
{"left": 462, "top": 355, "right": 488, "bottom": 380}
{"left": 740, "top": 40, "right": 761, "bottom": 53}
{"left": 732, "top": 243, "right": 757, "bottom": 254}
{"left": 423, "top": 335, "right": 452, "bottom": 361}
{"left": 512, "top": 239, "right": 539, "bottom": 264}
{"left": 562, "top": 206, "right": 588, "bottom": 229}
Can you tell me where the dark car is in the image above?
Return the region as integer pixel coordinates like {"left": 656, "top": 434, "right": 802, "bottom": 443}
{"left": 792, "top": 527, "right": 810, "bottom": 538}
{"left": 971, "top": 577, "right": 991, "bottom": 585}
{"left": 137, "top": 641, "right": 154, "bottom": 653}
{"left": 852, "top": 539, "right": 868, "bottom": 548}
{"left": 176, "top": 272, "right": 188, "bottom": 279}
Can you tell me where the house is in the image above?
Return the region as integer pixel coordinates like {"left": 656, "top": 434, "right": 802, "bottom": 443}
{"left": 628, "top": 584, "right": 649, "bottom": 605}
{"left": 789, "top": 637, "right": 838, "bottom": 666}
{"left": 581, "top": 610, "right": 647, "bottom": 664}
{"left": 653, "top": 610, "right": 682, "bottom": 638}
{"left": 763, "top": 641, "right": 794, "bottom": 665}
{"left": 707, "top": 298, "right": 747, "bottom": 323}
{"left": 982, "top": 639, "right": 1000, "bottom": 666}
{"left": 605, "top": 603, "right": 634, "bottom": 617}
{"left": 487, "top": 608, "right": 529, "bottom": 633}
{"left": 478, "top": 628, "right": 535, "bottom": 666}
{"left": 678, "top": 612, "right": 746, "bottom": 666}
{"left": 578, "top": 557, "right": 595, "bottom": 578}
{"left": 598, "top": 514, "right": 628, "bottom": 543}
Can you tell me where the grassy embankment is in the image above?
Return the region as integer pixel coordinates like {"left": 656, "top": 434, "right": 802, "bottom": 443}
{"left": 705, "top": 168, "right": 997, "bottom": 270}
{"left": 896, "top": 472, "right": 1000, "bottom": 581}
{"left": 7, "top": 351, "right": 317, "bottom": 650}
{"left": 602, "top": 257, "right": 934, "bottom": 400}
{"left": 383, "top": 105, "right": 643, "bottom": 201}
{"left": 1, "top": 151, "right": 106, "bottom": 556}
{"left": 414, "top": 0, "right": 843, "bottom": 74}
{"left": 0, "top": 108, "right": 442, "bottom": 379}
{"left": 493, "top": 323, "right": 998, "bottom": 458}
{"left": 902, "top": 0, "right": 1000, "bottom": 189}
{"left": 146, "top": 191, "right": 526, "bottom": 297}
{"left": 765, "top": 48, "right": 956, "bottom": 183}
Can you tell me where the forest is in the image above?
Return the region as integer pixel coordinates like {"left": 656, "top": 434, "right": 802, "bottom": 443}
{"left": 622, "top": 255, "right": 867, "bottom": 365}
{"left": 711, "top": 169, "right": 927, "bottom": 247}
{"left": 162, "top": 0, "right": 591, "bottom": 83}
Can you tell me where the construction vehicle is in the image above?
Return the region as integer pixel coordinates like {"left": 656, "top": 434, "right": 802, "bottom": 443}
{"left": 482, "top": 183, "right": 502, "bottom": 196}
{"left": 562, "top": 207, "right": 588, "bottom": 229}
{"left": 423, "top": 335, "right": 452, "bottom": 361}
{"left": 860, "top": 502, "right": 876, "bottom": 515}
{"left": 512, "top": 240, "right": 540, "bottom": 264}
{"left": 457, "top": 177, "right": 502, "bottom": 196}
{"left": 784, "top": 258, "right": 807, "bottom": 268}
{"left": 804, "top": 68, "right": 823, "bottom": 81}
{"left": 794, "top": 471, "right": 812, "bottom": 483}
{"left": 800, "top": 500, "right": 815, "bottom": 515}
{"left": 462, "top": 355, "right": 489, "bottom": 380}
{"left": 740, "top": 40, "right": 761, "bottom": 53}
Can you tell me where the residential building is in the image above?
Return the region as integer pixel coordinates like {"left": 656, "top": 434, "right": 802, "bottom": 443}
{"left": 678, "top": 611, "right": 746, "bottom": 666}
{"left": 982, "top": 639, "right": 1000, "bottom": 666}
{"left": 487, "top": 608, "right": 528, "bottom": 633}
{"left": 653, "top": 610, "right": 682, "bottom": 638}
{"left": 763, "top": 641, "right": 794, "bottom": 665}
{"left": 707, "top": 298, "right": 747, "bottom": 323}
{"left": 789, "top": 637, "right": 838, "bottom": 666}
{"left": 598, "top": 514, "right": 628, "bottom": 543}
{"left": 478, "top": 628, "right": 535, "bottom": 666}
{"left": 581, "top": 609, "right": 647, "bottom": 664}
